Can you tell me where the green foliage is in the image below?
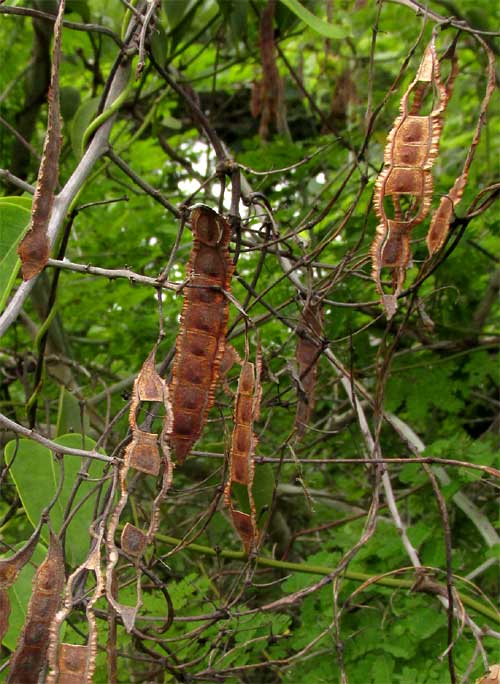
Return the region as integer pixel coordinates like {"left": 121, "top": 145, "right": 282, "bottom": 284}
{"left": 5, "top": 434, "right": 105, "bottom": 565}
{"left": 0, "top": 201, "right": 30, "bottom": 311}
{"left": 0, "top": 0, "right": 498, "bottom": 681}
{"left": 279, "top": 0, "right": 349, "bottom": 39}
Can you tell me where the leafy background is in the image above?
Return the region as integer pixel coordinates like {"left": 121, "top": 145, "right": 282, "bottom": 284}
{"left": 0, "top": 0, "right": 498, "bottom": 682}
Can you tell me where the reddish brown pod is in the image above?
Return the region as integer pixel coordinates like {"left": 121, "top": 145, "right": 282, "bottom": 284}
{"left": 0, "top": 526, "right": 40, "bottom": 642}
{"left": 295, "top": 301, "right": 323, "bottom": 438}
{"left": 225, "top": 357, "right": 262, "bottom": 553}
{"left": 17, "top": 0, "right": 65, "bottom": 281}
{"left": 168, "top": 205, "right": 233, "bottom": 463}
{"left": 105, "top": 348, "right": 173, "bottom": 633}
{"left": 7, "top": 532, "right": 65, "bottom": 684}
{"left": 426, "top": 40, "right": 495, "bottom": 256}
{"left": 371, "top": 36, "right": 452, "bottom": 317}
{"left": 53, "top": 644, "right": 89, "bottom": 684}
{"left": 47, "top": 523, "right": 105, "bottom": 684}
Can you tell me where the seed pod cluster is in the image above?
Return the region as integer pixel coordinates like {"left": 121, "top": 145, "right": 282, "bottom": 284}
{"left": 371, "top": 36, "right": 451, "bottom": 317}
{"left": 8, "top": 533, "right": 64, "bottom": 684}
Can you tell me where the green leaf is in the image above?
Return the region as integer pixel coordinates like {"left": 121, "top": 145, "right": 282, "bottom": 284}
{"left": 151, "top": 23, "right": 168, "bottom": 68}
{"left": 371, "top": 655, "right": 395, "bottom": 684}
{"left": 0, "top": 202, "right": 31, "bottom": 312}
{"left": 485, "top": 544, "right": 500, "bottom": 560}
{"left": 232, "top": 481, "right": 250, "bottom": 514}
{"left": 60, "top": 85, "right": 82, "bottom": 122}
{"left": 164, "top": 0, "right": 198, "bottom": 30}
{"left": 253, "top": 463, "right": 275, "bottom": 528}
{"left": 161, "top": 114, "right": 183, "bottom": 130}
{"left": 218, "top": 0, "right": 248, "bottom": 40}
{"left": 6, "top": 434, "right": 106, "bottom": 566}
{"left": 279, "top": 0, "right": 348, "bottom": 39}
{"left": 56, "top": 386, "right": 90, "bottom": 437}
{"left": 407, "top": 606, "right": 443, "bottom": 639}
{"left": 0, "top": 196, "right": 32, "bottom": 210}
{"left": 70, "top": 96, "right": 100, "bottom": 158}
{"left": 66, "top": 0, "right": 91, "bottom": 23}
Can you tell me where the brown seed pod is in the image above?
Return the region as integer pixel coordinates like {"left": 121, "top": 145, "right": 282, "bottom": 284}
{"left": 294, "top": 301, "right": 324, "bottom": 438}
{"left": 426, "top": 39, "right": 495, "bottom": 255}
{"left": 55, "top": 644, "right": 89, "bottom": 684}
{"left": 120, "top": 523, "right": 148, "bottom": 558}
{"left": 168, "top": 205, "right": 233, "bottom": 464}
{"left": 47, "top": 523, "right": 105, "bottom": 684}
{"left": 0, "top": 590, "right": 11, "bottom": 645}
{"left": 371, "top": 36, "right": 451, "bottom": 317}
{"left": 7, "top": 532, "right": 64, "bottom": 684}
{"left": 0, "top": 526, "right": 41, "bottom": 642}
{"left": 219, "top": 343, "right": 243, "bottom": 396}
{"left": 17, "top": 0, "right": 65, "bottom": 281}
{"left": 475, "top": 664, "right": 500, "bottom": 684}
{"left": 105, "top": 348, "right": 173, "bottom": 632}
{"left": 225, "top": 354, "right": 262, "bottom": 553}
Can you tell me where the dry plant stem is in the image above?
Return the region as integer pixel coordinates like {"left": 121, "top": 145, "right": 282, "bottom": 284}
{"left": 185, "top": 452, "right": 500, "bottom": 479}
{"left": 0, "top": 59, "right": 131, "bottom": 339}
{"left": 148, "top": 54, "right": 227, "bottom": 162}
{"left": 46, "top": 258, "right": 178, "bottom": 290}
{"left": 315, "top": 340, "right": 500, "bottom": 549}
{"left": 375, "top": 301, "right": 456, "bottom": 678}
{"left": 0, "top": 412, "right": 115, "bottom": 463}
{"left": 0, "top": 115, "right": 41, "bottom": 161}
{"left": 0, "top": 5, "right": 123, "bottom": 45}
{"left": 136, "top": 0, "right": 160, "bottom": 75}
{"left": 0, "top": 169, "right": 35, "bottom": 194}
{"left": 106, "top": 149, "right": 180, "bottom": 217}
{"left": 387, "top": 0, "right": 500, "bottom": 37}
{"left": 294, "top": 301, "right": 324, "bottom": 438}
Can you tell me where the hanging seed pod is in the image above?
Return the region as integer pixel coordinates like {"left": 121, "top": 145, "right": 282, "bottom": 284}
{"left": 225, "top": 352, "right": 262, "bottom": 553}
{"left": 0, "top": 526, "right": 41, "bottom": 642}
{"left": 168, "top": 205, "right": 233, "bottom": 463}
{"left": 371, "top": 36, "right": 451, "bottom": 317}
{"left": 426, "top": 39, "right": 495, "bottom": 255}
{"left": 8, "top": 532, "right": 64, "bottom": 684}
{"left": 17, "top": 0, "right": 65, "bottom": 280}
{"left": 47, "top": 523, "right": 105, "bottom": 684}
{"left": 105, "top": 348, "right": 173, "bottom": 632}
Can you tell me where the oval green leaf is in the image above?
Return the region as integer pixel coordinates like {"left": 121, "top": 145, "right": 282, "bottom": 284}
{"left": 0, "top": 202, "right": 31, "bottom": 312}
{"left": 5, "top": 433, "right": 106, "bottom": 566}
{"left": 279, "top": 0, "right": 348, "bottom": 39}
{"left": 70, "top": 96, "right": 100, "bottom": 158}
